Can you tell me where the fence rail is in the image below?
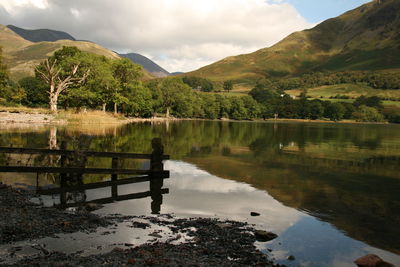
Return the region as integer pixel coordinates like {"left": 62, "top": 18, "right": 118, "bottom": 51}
{"left": 0, "top": 138, "right": 170, "bottom": 213}
{"left": 0, "top": 147, "right": 170, "bottom": 160}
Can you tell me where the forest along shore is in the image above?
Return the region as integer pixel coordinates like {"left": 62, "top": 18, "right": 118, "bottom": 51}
{"left": 0, "top": 183, "right": 281, "bottom": 266}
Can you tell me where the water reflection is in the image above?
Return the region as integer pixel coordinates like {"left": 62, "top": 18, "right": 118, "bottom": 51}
{"left": 37, "top": 174, "right": 167, "bottom": 215}
{"left": 0, "top": 121, "right": 399, "bottom": 265}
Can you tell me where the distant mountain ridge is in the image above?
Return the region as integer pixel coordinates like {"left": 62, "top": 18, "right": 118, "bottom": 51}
{"left": 6, "top": 25, "right": 170, "bottom": 78}
{"left": 7, "top": 24, "right": 76, "bottom": 42}
{"left": 187, "top": 0, "right": 400, "bottom": 84}
{"left": 119, "top": 53, "right": 170, "bottom": 77}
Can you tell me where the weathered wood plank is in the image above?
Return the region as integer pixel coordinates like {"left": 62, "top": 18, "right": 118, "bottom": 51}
{"left": 56, "top": 188, "right": 169, "bottom": 208}
{"left": 0, "top": 147, "right": 170, "bottom": 160}
{"left": 37, "top": 176, "right": 168, "bottom": 195}
{"left": 0, "top": 166, "right": 170, "bottom": 176}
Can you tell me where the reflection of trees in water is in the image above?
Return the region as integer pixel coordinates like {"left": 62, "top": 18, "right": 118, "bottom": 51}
{"left": 1, "top": 121, "right": 400, "bottom": 252}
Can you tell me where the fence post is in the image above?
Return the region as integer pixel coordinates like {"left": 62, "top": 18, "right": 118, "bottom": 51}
{"left": 150, "top": 138, "right": 164, "bottom": 214}
{"left": 150, "top": 138, "right": 164, "bottom": 175}
{"left": 60, "top": 141, "right": 67, "bottom": 206}
{"left": 111, "top": 157, "right": 119, "bottom": 197}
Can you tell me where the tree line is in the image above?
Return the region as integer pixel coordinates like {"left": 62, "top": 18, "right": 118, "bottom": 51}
{"left": 272, "top": 71, "right": 400, "bottom": 91}
{"left": 249, "top": 80, "right": 400, "bottom": 123}
{"left": 1, "top": 46, "right": 399, "bottom": 123}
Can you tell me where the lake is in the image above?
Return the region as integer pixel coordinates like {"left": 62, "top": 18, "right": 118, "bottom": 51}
{"left": 0, "top": 120, "right": 399, "bottom": 266}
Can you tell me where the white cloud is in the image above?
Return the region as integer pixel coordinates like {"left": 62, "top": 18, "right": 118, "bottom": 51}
{"left": 0, "top": 0, "right": 312, "bottom": 72}
{"left": 0, "top": 0, "right": 47, "bottom": 13}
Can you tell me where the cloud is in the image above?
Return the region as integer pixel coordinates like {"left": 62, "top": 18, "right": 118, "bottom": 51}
{"left": 0, "top": 0, "right": 312, "bottom": 72}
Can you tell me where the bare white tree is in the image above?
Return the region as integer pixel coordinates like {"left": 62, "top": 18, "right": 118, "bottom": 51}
{"left": 36, "top": 59, "right": 89, "bottom": 112}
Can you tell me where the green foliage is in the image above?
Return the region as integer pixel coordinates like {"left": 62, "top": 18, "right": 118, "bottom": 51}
{"left": 0, "top": 47, "right": 26, "bottom": 105}
{"left": 353, "top": 105, "right": 385, "bottom": 122}
{"left": 308, "top": 100, "right": 324, "bottom": 120}
{"left": 325, "top": 102, "right": 346, "bottom": 121}
{"left": 229, "top": 96, "right": 248, "bottom": 120}
{"left": 124, "top": 83, "right": 153, "bottom": 117}
{"left": 113, "top": 58, "right": 143, "bottom": 86}
{"left": 223, "top": 80, "right": 233, "bottom": 92}
{"left": 18, "top": 76, "right": 47, "bottom": 107}
{"left": 182, "top": 76, "right": 214, "bottom": 92}
{"left": 382, "top": 106, "right": 400, "bottom": 123}
{"left": 199, "top": 94, "right": 219, "bottom": 119}
{"left": 353, "top": 95, "right": 383, "bottom": 109}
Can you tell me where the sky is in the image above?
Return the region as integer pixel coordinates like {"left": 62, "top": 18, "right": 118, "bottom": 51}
{"left": 0, "top": 0, "right": 371, "bottom": 73}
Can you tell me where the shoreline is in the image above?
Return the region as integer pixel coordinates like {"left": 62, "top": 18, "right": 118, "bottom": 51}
{"left": 0, "top": 183, "right": 280, "bottom": 266}
{"left": 0, "top": 108, "right": 392, "bottom": 126}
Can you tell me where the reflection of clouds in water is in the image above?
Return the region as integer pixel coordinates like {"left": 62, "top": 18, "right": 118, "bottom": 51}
{"left": 164, "top": 160, "right": 302, "bottom": 234}
{"left": 165, "top": 160, "right": 256, "bottom": 193}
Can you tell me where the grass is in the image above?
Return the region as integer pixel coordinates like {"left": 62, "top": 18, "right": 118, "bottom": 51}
{"left": 286, "top": 84, "right": 400, "bottom": 100}
{"left": 55, "top": 110, "right": 128, "bottom": 124}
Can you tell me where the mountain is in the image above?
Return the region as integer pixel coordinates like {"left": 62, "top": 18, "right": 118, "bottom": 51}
{"left": 0, "top": 24, "right": 154, "bottom": 80}
{"left": 119, "top": 53, "right": 170, "bottom": 77}
{"left": 187, "top": 0, "right": 400, "bottom": 85}
{"left": 6, "top": 25, "right": 166, "bottom": 78}
{"left": 171, "top": 72, "right": 184, "bottom": 76}
{"left": 7, "top": 24, "right": 76, "bottom": 42}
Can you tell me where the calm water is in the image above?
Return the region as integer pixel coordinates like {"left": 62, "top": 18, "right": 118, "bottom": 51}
{"left": 0, "top": 121, "right": 399, "bottom": 266}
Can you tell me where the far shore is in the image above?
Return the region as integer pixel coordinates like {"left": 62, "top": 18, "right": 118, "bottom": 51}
{"left": 0, "top": 106, "right": 392, "bottom": 126}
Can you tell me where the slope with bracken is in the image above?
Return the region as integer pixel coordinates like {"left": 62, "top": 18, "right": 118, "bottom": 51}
{"left": 187, "top": 0, "right": 400, "bottom": 85}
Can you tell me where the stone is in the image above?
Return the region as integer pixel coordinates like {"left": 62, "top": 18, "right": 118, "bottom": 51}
{"left": 354, "top": 254, "right": 395, "bottom": 267}
{"left": 250, "top": 212, "right": 260, "bottom": 216}
{"left": 287, "top": 255, "right": 295, "bottom": 261}
{"left": 85, "top": 202, "right": 104, "bottom": 212}
{"left": 254, "top": 230, "right": 278, "bottom": 242}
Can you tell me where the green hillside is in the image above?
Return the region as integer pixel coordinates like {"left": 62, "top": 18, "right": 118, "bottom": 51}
{"left": 0, "top": 24, "right": 154, "bottom": 80}
{"left": 187, "top": 0, "right": 400, "bottom": 85}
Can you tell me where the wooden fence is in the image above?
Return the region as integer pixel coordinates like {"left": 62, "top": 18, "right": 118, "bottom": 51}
{"left": 0, "top": 138, "right": 170, "bottom": 213}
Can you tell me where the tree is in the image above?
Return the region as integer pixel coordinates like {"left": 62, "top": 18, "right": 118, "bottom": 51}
{"left": 35, "top": 46, "right": 89, "bottom": 112}
{"left": 159, "top": 78, "right": 194, "bottom": 117}
{"left": 182, "top": 76, "right": 214, "bottom": 92}
{"left": 229, "top": 96, "right": 247, "bottom": 120}
{"left": 124, "top": 82, "right": 153, "bottom": 117}
{"left": 112, "top": 58, "right": 143, "bottom": 114}
{"left": 353, "top": 105, "right": 385, "bottom": 122}
{"left": 223, "top": 80, "right": 233, "bottom": 92}
{"left": 308, "top": 100, "right": 324, "bottom": 120}
{"left": 324, "top": 102, "right": 345, "bottom": 121}
{"left": 19, "top": 77, "right": 48, "bottom": 107}
{"left": 80, "top": 55, "right": 117, "bottom": 112}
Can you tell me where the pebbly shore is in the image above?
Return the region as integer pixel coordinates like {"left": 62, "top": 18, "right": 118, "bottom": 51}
{"left": 0, "top": 183, "right": 282, "bottom": 266}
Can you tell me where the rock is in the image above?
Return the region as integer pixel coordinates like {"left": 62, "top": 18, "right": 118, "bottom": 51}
{"left": 131, "top": 221, "right": 150, "bottom": 229}
{"left": 216, "top": 223, "right": 230, "bottom": 229}
{"left": 287, "top": 255, "right": 295, "bottom": 261}
{"left": 148, "top": 232, "right": 162, "bottom": 238}
{"left": 127, "top": 258, "right": 136, "bottom": 264}
{"left": 254, "top": 230, "right": 278, "bottom": 242}
{"left": 250, "top": 212, "right": 260, "bottom": 216}
{"left": 354, "top": 254, "right": 395, "bottom": 267}
{"left": 85, "top": 202, "right": 104, "bottom": 212}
